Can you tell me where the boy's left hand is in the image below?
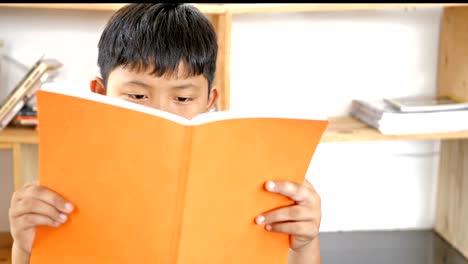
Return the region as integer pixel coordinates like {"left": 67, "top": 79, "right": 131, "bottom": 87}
{"left": 255, "top": 179, "right": 321, "bottom": 250}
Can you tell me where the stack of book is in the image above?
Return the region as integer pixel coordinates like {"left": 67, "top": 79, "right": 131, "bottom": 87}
{"left": 350, "top": 95, "right": 468, "bottom": 135}
{"left": 0, "top": 55, "right": 61, "bottom": 130}
{"left": 12, "top": 104, "right": 37, "bottom": 127}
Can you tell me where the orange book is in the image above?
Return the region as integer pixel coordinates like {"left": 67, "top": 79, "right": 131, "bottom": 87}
{"left": 31, "top": 85, "right": 329, "bottom": 264}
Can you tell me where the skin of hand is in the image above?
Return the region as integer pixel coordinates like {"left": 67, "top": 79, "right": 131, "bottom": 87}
{"left": 255, "top": 179, "right": 322, "bottom": 262}
{"left": 9, "top": 182, "right": 74, "bottom": 260}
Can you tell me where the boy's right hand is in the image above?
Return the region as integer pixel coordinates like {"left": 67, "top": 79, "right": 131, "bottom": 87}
{"left": 8, "top": 182, "right": 74, "bottom": 256}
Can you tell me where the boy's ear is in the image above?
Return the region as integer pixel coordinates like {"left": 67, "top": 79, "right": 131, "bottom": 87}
{"left": 90, "top": 77, "right": 106, "bottom": 95}
{"left": 207, "top": 86, "right": 219, "bottom": 111}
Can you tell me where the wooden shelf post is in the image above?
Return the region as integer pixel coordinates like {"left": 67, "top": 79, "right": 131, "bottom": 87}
{"left": 434, "top": 6, "right": 468, "bottom": 259}
{"left": 12, "top": 143, "right": 38, "bottom": 190}
{"left": 209, "top": 11, "right": 232, "bottom": 111}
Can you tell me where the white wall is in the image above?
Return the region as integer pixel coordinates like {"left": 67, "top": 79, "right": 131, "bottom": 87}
{"left": 230, "top": 8, "right": 443, "bottom": 232}
{"left": 0, "top": 6, "right": 443, "bottom": 232}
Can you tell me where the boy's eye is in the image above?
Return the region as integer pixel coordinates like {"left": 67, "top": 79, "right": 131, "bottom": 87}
{"left": 127, "top": 94, "right": 148, "bottom": 100}
{"left": 176, "top": 97, "right": 192, "bottom": 103}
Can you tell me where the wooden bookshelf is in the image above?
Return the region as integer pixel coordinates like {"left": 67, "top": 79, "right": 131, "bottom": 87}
{"left": 1, "top": 3, "right": 468, "bottom": 112}
{"left": 434, "top": 6, "right": 468, "bottom": 260}
{"left": 0, "top": 3, "right": 467, "bottom": 13}
{"left": 0, "top": 4, "right": 227, "bottom": 14}
{"left": 322, "top": 117, "right": 468, "bottom": 143}
{"left": 0, "top": 232, "right": 12, "bottom": 264}
{"left": 222, "top": 4, "right": 468, "bottom": 14}
{"left": 0, "top": 127, "right": 38, "bottom": 145}
{"left": 2, "top": 117, "right": 468, "bottom": 146}
{"left": 0, "top": 3, "right": 127, "bottom": 12}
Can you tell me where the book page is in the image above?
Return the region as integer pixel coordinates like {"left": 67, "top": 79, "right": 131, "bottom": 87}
{"left": 40, "top": 82, "right": 192, "bottom": 125}
{"left": 176, "top": 117, "right": 328, "bottom": 263}
{"left": 40, "top": 83, "right": 328, "bottom": 127}
{"left": 191, "top": 108, "right": 328, "bottom": 125}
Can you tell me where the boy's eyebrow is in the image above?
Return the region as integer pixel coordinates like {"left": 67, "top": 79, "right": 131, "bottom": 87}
{"left": 171, "top": 83, "right": 197, "bottom": 90}
{"left": 124, "top": 80, "right": 152, "bottom": 89}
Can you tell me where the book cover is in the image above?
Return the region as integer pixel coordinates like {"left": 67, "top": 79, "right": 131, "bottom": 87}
{"left": 383, "top": 95, "right": 468, "bottom": 112}
{"left": 30, "top": 85, "right": 329, "bottom": 264}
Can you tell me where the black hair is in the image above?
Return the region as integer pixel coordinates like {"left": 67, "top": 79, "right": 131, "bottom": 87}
{"left": 97, "top": 3, "right": 218, "bottom": 92}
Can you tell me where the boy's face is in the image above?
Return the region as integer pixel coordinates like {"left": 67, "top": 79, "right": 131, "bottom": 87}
{"left": 91, "top": 63, "right": 218, "bottom": 120}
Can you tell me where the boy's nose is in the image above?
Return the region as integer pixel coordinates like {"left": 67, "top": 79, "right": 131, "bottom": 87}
{"left": 149, "top": 98, "right": 169, "bottom": 112}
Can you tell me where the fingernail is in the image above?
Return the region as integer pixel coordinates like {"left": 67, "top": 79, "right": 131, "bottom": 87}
{"left": 64, "top": 203, "right": 74, "bottom": 213}
{"left": 59, "top": 213, "right": 68, "bottom": 223}
{"left": 54, "top": 221, "right": 61, "bottom": 227}
{"left": 256, "top": 215, "right": 265, "bottom": 225}
{"left": 265, "top": 181, "right": 276, "bottom": 191}
{"left": 265, "top": 224, "right": 272, "bottom": 231}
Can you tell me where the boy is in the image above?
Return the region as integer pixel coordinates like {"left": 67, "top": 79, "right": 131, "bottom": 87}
{"left": 9, "top": 3, "right": 322, "bottom": 264}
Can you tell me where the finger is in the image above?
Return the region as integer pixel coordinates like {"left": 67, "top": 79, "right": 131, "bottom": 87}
{"left": 265, "top": 221, "right": 318, "bottom": 238}
{"left": 24, "top": 186, "right": 74, "bottom": 214}
{"left": 303, "top": 179, "right": 321, "bottom": 207}
{"left": 10, "top": 181, "right": 38, "bottom": 205}
{"left": 22, "top": 181, "right": 38, "bottom": 189}
{"left": 17, "top": 214, "right": 61, "bottom": 230}
{"left": 256, "top": 205, "right": 315, "bottom": 225}
{"left": 303, "top": 179, "right": 317, "bottom": 194}
{"left": 265, "top": 180, "right": 312, "bottom": 204}
{"left": 11, "top": 197, "right": 69, "bottom": 224}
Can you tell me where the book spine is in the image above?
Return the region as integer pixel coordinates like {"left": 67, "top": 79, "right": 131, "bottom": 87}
{"left": 172, "top": 126, "right": 193, "bottom": 264}
{"left": 351, "top": 100, "right": 384, "bottom": 120}
{"left": 351, "top": 109, "right": 380, "bottom": 129}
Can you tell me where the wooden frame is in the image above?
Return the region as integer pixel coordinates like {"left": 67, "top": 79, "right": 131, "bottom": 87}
{"left": 11, "top": 143, "right": 38, "bottom": 190}
{"left": 0, "top": 3, "right": 466, "bottom": 14}
{"left": 211, "top": 11, "right": 232, "bottom": 111}
{"left": 0, "top": 143, "right": 12, "bottom": 149}
{"left": 434, "top": 6, "right": 468, "bottom": 259}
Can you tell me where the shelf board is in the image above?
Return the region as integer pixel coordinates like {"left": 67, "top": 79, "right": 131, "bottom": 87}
{"left": 0, "top": 3, "right": 127, "bottom": 12}
{"left": 2, "top": 116, "right": 468, "bottom": 145}
{"left": 0, "top": 3, "right": 227, "bottom": 14}
{"left": 0, "top": 4, "right": 466, "bottom": 15}
{"left": 224, "top": 4, "right": 468, "bottom": 14}
{"left": 0, "top": 127, "right": 38, "bottom": 144}
{"left": 322, "top": 116, "right": 468, "bottom": 143}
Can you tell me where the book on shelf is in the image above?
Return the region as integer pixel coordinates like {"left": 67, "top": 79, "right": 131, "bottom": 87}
{"left": 384, "top": 95, "right": 468, "bottom": 113}
{"left": 350, "top": 98, "right": 468, "bottom": 135}
{"left": 12, "top": 104, "right": 38, "bottom": 127}
{"left": 12, "top": 115, "right": 38, "bottom": 126}
{"left": 17, "top": 104, "right": 37, "bottom": 116}
{"left": 0, "top": 55, "right": 61, "bottom": 129}
{"left": 30, "top": 84, "right": 329, "bottom": 264}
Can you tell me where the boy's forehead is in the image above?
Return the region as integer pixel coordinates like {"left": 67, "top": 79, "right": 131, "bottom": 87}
{"left": 108, "top": 63, "right": 208, "bottom": 87}
{"left": 122, "top": 61, "right": 194, "bottom": 80}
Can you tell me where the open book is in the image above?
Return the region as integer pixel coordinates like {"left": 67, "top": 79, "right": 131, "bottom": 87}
{"left": 31, "top": 85, "right": 329, "bottom": 264}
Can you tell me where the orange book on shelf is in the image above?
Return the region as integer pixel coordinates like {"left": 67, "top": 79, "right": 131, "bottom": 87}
{"left": 31, "top": 85, "right": 328, "bottom": 264}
